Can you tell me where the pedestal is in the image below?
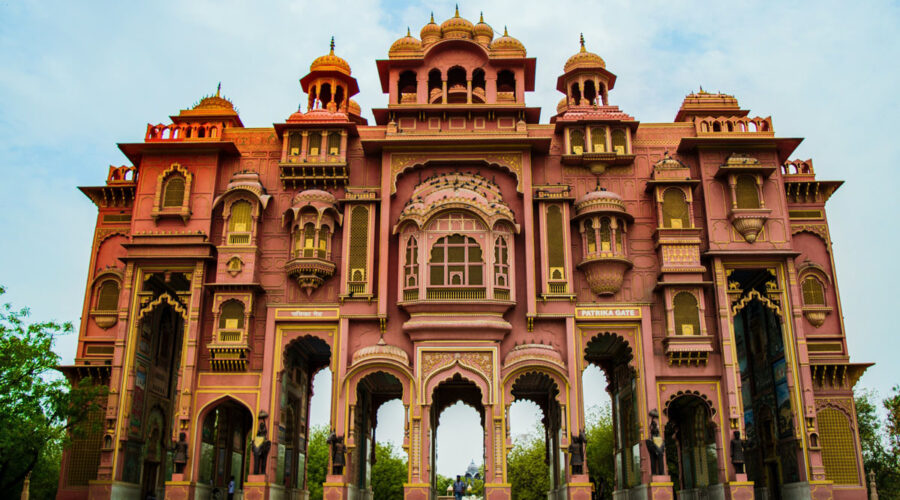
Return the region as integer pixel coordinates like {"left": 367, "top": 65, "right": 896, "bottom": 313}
{"left": 402, "top": 483, "right": 430, "bottom": 500}
{"left": 723, "top": 475, "right": 754, "bottom": 500}
{"left": 244, "top": 474, "right": 284, "bottom": 500}
{"left": 483, "top": 482, "right": 512, "bottom": 500}
{"left": 649, "top": 475, "right": 675, "bottom": 500}
{"left": 164, "top": 473, "right": 195, "bottom": 500}
{"left": 322, "top": 476, "right": 350, "bottom": 500}
{"left": 782, "top": 482, "right": 812, "bottom": 500}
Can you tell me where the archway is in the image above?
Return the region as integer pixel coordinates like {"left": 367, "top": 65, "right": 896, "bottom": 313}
{"left": 281, "top": 335, "right": 332, "bottom": 496}
{"left": 507, "top": 371, "right": 562, "bottom": 498}
{"left": 196, "top": 399, "right": 253, "bottom": 495}
{"left": 583, "top": 332, "right": 639, "bottom": 496}
{"left": 431, "top": 374, "right": 485, "bottom": 497}
{"left": 350, "top": 371, "right": 406, "bottom": 500}
{"left": 664, "top": 395, "right": 719, "bottom": 495}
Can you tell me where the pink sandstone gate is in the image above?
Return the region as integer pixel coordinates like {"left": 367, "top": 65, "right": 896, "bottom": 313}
{"left": 58, "top": 9, "right": 870, "bottom": 500}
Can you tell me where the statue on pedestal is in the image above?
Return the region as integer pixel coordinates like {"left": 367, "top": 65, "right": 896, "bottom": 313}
{"left": 327, "top": 431, "right": 346, "bottom": 475}
{"left": 251, "top": 412, "right": 271, "bottom": 475}
{"left": 172, "top": 432, "right": 188, "bottom": 474}
{"left": 645, "top": 410, "right": 665, "bottom": 476}
{"left": 567, "top": 430, "right": 586, "bottom": 475}
{"left": 731, "top": 430, "right": 746, "bottom": 475}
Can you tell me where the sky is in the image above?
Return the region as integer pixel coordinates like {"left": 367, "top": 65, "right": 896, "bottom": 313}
{"left": 1, "top": 0, "right": 898, "bottom": 481}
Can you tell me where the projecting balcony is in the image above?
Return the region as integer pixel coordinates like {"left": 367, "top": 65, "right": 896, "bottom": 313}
{"left": 285, "top": 254, "right": 336, "bottom": 296}
{"left": 399, "top": 285, "right": 514, "bottom": 342}
{"left": 208, "top": 329, "right": 249, "bottom": 371}
{"left": 577, "top": 255, "right": 633, "bottom": 296}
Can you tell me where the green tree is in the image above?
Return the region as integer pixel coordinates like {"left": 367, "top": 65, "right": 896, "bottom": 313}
{"left": 306, "top": 425, "right": 329, "bottom": 500}
{"left": 585, "top": 403, "right": 615, "bottom": 499}
{"left": 371, "top": 441, "right": 407, "bottom": 500}
{"left": 855, "top": 388, "right": 900, "bottom": 498}
{"left": 0, "top": 286, "right": 106, "bottom": 495}
{"left": 435, "top": 473, "right": 453, "bottom": 496}
{"left": 507, "top": 427, "right": 549, "bottom": 500}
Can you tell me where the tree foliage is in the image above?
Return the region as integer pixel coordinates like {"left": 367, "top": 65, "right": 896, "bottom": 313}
{"left": 585, "top": 403, "right": 615, "bottom": 500}
{"left": 0, "top": 286, "right": 106, "bottom": 495}
{"left": 507, "top": 427, "right": 550, "bottom": 500}
{"left": 306, "top": 425, "right": 329, "bottom": 500}
{"left": 856, "top": 387, "right": 900, "bottom": 499}
{"left": 371, "top": 441, "right": 407, "bottom": 500}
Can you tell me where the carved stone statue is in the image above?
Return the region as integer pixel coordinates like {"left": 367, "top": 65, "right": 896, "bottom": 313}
{"left": 646, "top": 411, "right": 665, "bottom": 476}
{"left": 172, "top": 432, "right": 188, "bottom": 474}
{"left": 326, "top": 431, "right": 346, "bottom": 474}
{"left": 251, "top": 412, "right": 271, "bottom": 475}
{"left": 730, "top": 430, "right": 746, "bottom": 474}
{"left": 567, "top": 430, "right": 587, "bottom": 475}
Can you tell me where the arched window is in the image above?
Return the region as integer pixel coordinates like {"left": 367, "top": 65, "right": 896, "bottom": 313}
{"left": 327, "top": 132, "right": 341, "bottom": 156}
{"left": 818, "top": 408, "right": 859, "bottom": 485}
{"left": 319, "top": 83, "right": 332, "bottom": 108}
{"left": 591, "top": 127, "right": 606, "bottom": 152}
{"left": 584, "top": 220, "right": 596, "bottom": 254}
{"left": 398, "top": 70, "right": 417, "bottom": 103}
{"left": 317, "top": 227, "right": 330, "bottom": 258}
{"left": 802, "top": 276, "right": 826, "bottom": 306}
{"left": 404, "top": 236, "right": 419, "bottom": 288}
{"left": 546, "top": 206, "right": 565, "bottom": 281}
{"left": 428, "top": 69, "right": 442, "bottom": 103}
{"left": 219, "top": 300, "right": 245, "bottom": 330}
{"left": 302, "top": 223, "right": 316, "bottom": 258}
{"left": 289, "top": 133, "right": 302, "bottom": 156}
{"left": 611, "top": 129, "right": 627, "bottom": 154}
{"left": 735, "top": 175, "right": 760, "bottom": 209}
{"left": 494, "top": 236, "right": 509, "bottom": 287}
{"left": 569, "top": 129, "right": 585, "bottom": 155}
{"left": 228, "top": 200, "right": 252, "bottom": 245}
{"left": 599, "top": 217, "right": 611, "bottom": 252}
{"left": 497, "top": 70, "right": 516, "bottom": 93}
{"left": 308, "top": 133, "right": 321, "bottom": 156}
{"left": 583, "top": 80, "right": 597, "bottom": 105}
{"left": 662, "top": 188, "right": 690, "bottom": 229}
{"left": 96, "top": 280, "right": 119, "bottom": 311}
{"left": 673, "top": 292, "right": 701, "bottom": 336}
{"left": 333, "top": 86, "right": 345, "bottom": 109}
{"left": 162, "top": 175, "right": 185, "bottom": 208}
{"left": 570, "top": 82, "right": 582, "bottom": 104}
{"left": 429, "top": 235, "right": 483, "bottom": 286}
{"left": 472, "top": 68, "right": 486, "bottom": 103}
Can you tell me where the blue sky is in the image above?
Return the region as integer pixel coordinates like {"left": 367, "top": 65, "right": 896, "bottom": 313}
{"left": 1, "top": 0, "right": 898, "bottom": 479}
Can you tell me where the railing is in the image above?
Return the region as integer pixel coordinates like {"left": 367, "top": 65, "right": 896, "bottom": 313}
{"left": 694, "top": 116, "right": 773, "bottom": 135}
{"left": 228, "top": 233, "right": 251, "bottom": 245}
{"left": 782, "top": 159, "right": 815, "bottom": 176}
{"left": 425, "top": 287, "right": 486, "bottom": 300}
{"left": 145, "top": 122, "right": 226, "bottom": 142}
{"left": 496, "top": 91, "right": 516, "bottom": 103}
{"left": 218, "top": 330, "right": 242, "bottom": 343}
{"left": 348, "top": 282, "right": 367, "bottom": 295}
{"left": 548, "top": 282, "right": 568, "bottom": 295}
{"left": 403, "top": 289, "right": 419, "bottom": 302}
{"left": 494, "top": 289, "right": 510, "bottom": 301}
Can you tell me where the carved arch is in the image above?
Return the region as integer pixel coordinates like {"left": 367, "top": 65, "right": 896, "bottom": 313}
{"left": 345, "top": 365, "right": 416, "bottom": 408}
{"left": 390, "top": 155, "right": 524, "bottom": 195}
{"left": 138, "top": 292, "right": 188, "bottom": 321}
{"left": 424, "top": 363, "right": 491, "bottom": 407}
{"left": 731, "top": 289, "right": 782, "bottom": 318}
{"left": 662, "top": 390, "right": 717, "bottom": 418}
{"left": 151, "top": 163, "right": 193, "bottom": 221}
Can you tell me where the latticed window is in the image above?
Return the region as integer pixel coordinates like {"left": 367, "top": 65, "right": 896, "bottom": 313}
{"left": 429, "top": 235, "right": 483, "bottom": 286}
{"left": 302, "top": 223, "right": 316, "bottom": 258}
{"left": 96, "top": 280, "right": 119, "bottom": 311}
{"left": 735, "top": 175, "right": 760, "bottom": 209}
{"left": 404, "top": 236, "right": 419, "bottom": 288}
{"left": 289, "top": 133, "right": 302, "bottom": 156}
{"left": 591, "top": 127, "right": 606, "bottom": 152}
{"left": 818, "top": 408, "right": 860, "bottom": 485}
{"left": 308, "top": 133, "right": 322, "bottom": 156}
{"left": 494, "top": 236, "right": 509, "bottom": 287}
{"left": 219, "top": 301, "right": 244, "bottom": 329}
{"left": 802, "top": 277, "right": 826, "bottom": 306}
{"left": 662, "top": 188, "right": 690, "bottom": 229}
{"left": 317, "top": 227, "right": 330, "bottom": 258}
{"left": 327, "top": 132, "right": 341, "bottom": 156}
{"left": 546, "top": 205, "right": 566, "bottom": 281}
{"left": 673, "top": 292, "right": 701, "bottom": 336}
{"left": 611, "top": 129, "right": 627, "bottom": 154}
{"left": 228, "top": 200, "right": 252, "bottom": 245}
{"left": 569, "top": 129, "right": 585, "bottom": 154}
{"left": 584, "top": 220, "right": 597, "bottom": 254}
{"left": 162, "top": 175, "right": 185, "bottom": 208}
{"left": 348, "top": 206, "right": 369, "bottom": 282}
{"left": 599, "top": 217, "right": 611, "bottom": 252}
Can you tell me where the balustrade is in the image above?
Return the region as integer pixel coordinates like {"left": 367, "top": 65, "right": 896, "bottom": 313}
{"left": 145, "top": 121, "right": 226, "bottom": 142}
{"left": 694, "top": 116, "right": 773, "bottom": 135}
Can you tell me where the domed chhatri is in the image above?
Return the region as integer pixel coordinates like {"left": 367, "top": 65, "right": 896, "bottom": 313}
{"left": 440, "top": 5, "right": 475, "bottom": 39}
{"left": 490, "top": 26, "right": 526, "bottom": 57}
{"left": 473, "top": 12, "right": 494, "bottom": 44}
{"left": 420, "top": 12, "right": 441, "bottom": 44}
{"left": 193, "top": 83, "right": 235, "bottom": 111}
{"left": 389, "top": 27, "right": 424, "bottom": 58}
{"left": 310, "top": 36, "right": 351, "bottom": 76}
{"left": 564, "top": 33, "right": 606, "bottom": 72}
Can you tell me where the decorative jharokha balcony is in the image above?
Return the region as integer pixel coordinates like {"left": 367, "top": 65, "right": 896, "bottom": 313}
{"left": 573, "top": 189, "right": 633, "bottom": 295}
{"left": 716, "top": 153, "right": 776, "bottom": 243}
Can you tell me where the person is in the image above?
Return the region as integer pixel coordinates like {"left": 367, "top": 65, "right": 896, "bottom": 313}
{"left": 227, "top": 475, "right": 235, "bottom": 500}
{"left": 453, "top": 475, "right": 467, "bottom": 500}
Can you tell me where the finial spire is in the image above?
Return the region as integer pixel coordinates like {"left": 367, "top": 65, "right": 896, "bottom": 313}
{"left": 455, "top": 4, "right": 459, "bottom": 17}
{"left": 329, "top": 36, "right": 335, "bottom": 54}
{"left": 430, "top": 11, "right": 435, "bottom": 23}
{"left": 480, "top": 11, "right": 484, "bottom": 22}
{"left": 579, "top": 33, "right": 585, "bottom": 52}
{"left": 503, "top": 25, "right": 508, "bottom": 36}
{"left": 216, "top": 82, "right": 221, "bottom": 97}
{"left": 407, "top": 26, "right": 411, "bottom": 36}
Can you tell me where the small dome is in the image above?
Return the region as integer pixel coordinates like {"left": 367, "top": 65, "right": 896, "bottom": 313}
{"left": 574, "top": 188, "right": 629, "bottom": 220}
{"left": 420, "top": 13, "right": 441, "bottom": 44}
{"left": 564, "top": 34, "right": 605, "bottom": 72}
{"left": 440, "top": 6, "right": 475, "bottom": 39}
{"left": 292, "top": 189, "right": 336, "bottom": 206}
{"left": 490, "top": 26, "right": 526, "bottom": 57}
{"left": 556, "top": 97, "right": 568, "bottom": 114}
{"left": 310, "top": 37, "right": 351, "bottom": 76}
{"left": 348, "top": 99, "right": 361, "bottom": 116}
{"left": 473, "top": 12, "right": 493, "bottom": 42}
{"left": 351, "top": 338, "right": 410, "bottom": 366}
{"left": 193, "top": 83, "right": 234, "bottom": 111}
{"left": 389, "top": 28, "right": 424, "bottom": 57}
{"left": 653, "top": 152, "right": 688, "bottom": 171}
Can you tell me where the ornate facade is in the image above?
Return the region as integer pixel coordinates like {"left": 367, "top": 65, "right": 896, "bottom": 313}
{"left": 59, "top": 11, "right": 869, "bottom": 500}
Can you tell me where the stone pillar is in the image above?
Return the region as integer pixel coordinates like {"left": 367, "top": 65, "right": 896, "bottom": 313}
{"left": 466, "top": 79, "right": 472, "bottom": 104}
{"left": 441, "top": 80, "right": 447, "bottom": 104}
{"left": 319, "top": 131, "right": 328, "bottom": 162}
{"left": 300, "top": 131, "right": 309, "bottom": 162}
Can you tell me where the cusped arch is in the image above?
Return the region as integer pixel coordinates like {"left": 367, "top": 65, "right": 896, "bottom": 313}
{"left": 138, "top": 292, "right": 188, "bottom": 321}
{"left": 662, "top": 390, "right": 717, "bottom": 419}
{"left": 502, "top": 366, "right": 568, "bottom": 410}
{"left": 282, "top": 332, "right": 333, "bottom": 374}
{"left": 390, "top": 157, "right": 524, "bottom": 195}
{"left": 345, "top": 365, "right": 415, "bottom": 408}
{"left": 424, "top": 363, "right": 491, "bottom": 407}
{"left": 582, "top": 331, "right": 636, "bottom": 370}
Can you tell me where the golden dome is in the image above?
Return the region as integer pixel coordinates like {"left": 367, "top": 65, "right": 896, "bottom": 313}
{"left": 389, "top": 28, "right": 424, "bottom": 57}
{"left": 420, "top": 12, "right": 441, "bottom": 44}
{"left": 564, "top": 34, "right": 605, "bottom": 72}
{"left": 348, "top": 99, "right": 361, "bottom": 116}
{"left": 310, "top": 37, "right": 351, "bottom": 75}
{"left": 194, "top": 83, "right": 234, "bottom": 110}
{"left": 556, "top": 97, "right": 568, "bottom": 114}
{"left": 490, "top": 26, "right": 526, "bottom": 57}
{"left": 440, "top": 6, "right": 474, "bottom": 39}
{"left": 473, "top": 12, "right": 494, "bottom": 42}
